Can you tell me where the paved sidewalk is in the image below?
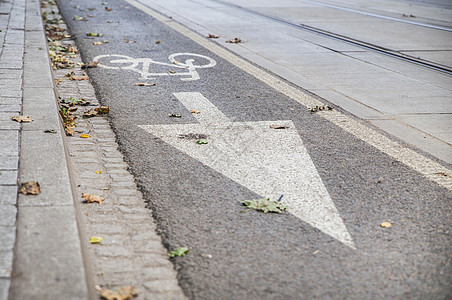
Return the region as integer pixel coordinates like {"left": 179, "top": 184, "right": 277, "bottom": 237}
{"left": 0, "top": 0, "right": 185, "bottom": 298}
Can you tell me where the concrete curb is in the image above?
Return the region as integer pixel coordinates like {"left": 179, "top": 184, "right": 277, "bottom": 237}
{"left": 7, "top": 0, "right": 89, "bottom": 298}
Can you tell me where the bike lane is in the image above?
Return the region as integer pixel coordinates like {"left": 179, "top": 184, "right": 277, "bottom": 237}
{"left": 57, "top": 0, "right": 452, "bottom": 298}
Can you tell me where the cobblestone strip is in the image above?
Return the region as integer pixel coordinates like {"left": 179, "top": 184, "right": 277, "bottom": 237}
{"left": 42, "top": 2, "right": 186, "bottom": 299}
{"left": 0, "top": 0, "right": 24, "bottom": 298}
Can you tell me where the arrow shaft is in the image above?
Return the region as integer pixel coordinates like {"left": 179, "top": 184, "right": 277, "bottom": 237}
{"left": 174, "top": 92, "right": 231, "bottom": 126}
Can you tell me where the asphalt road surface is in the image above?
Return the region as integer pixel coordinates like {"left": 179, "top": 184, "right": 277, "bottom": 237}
{"left": 57, "top": 0, "right": 452, "bottom": 298}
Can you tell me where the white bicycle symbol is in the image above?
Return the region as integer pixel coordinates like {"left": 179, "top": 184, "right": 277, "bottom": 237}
{"left": 93, "top": 53, "right": 216, "bottom": 81}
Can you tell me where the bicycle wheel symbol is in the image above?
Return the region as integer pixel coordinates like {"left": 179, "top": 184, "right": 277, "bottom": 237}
{"left": 93, "top": 53, "right": 217, "bottom": 81}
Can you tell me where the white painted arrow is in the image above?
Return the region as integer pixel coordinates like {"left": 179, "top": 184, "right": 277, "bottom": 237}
{"left": 139, "top": 92, "right": 355, "bottom": 248}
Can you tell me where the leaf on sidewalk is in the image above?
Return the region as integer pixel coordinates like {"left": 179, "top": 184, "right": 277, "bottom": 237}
{"left": 96, "top": 285, "right": 137, "bottom": 300}
{"left": 105, "top": 7, "right": 113, "bottom": 11}
{"left": 269, "top": 124, "right": 289, "bottom": 129}
{"left": 226, "top": 37, "right": 241, "bottom": 43}
{"left": 124, "top": 38, "right": 136, "bottom": 43}
{"left": 168, "top": 246, "right": 189, "bottom": 257}
{"left": 19, "top": 182, "right": 41, "bottom": 195}
{"left": 190, "top": 110, "right": 201, "bottom": 114}
{"left": 242, "top": 198, "right": 288, "bottom": 213}
{"left": 308, "top": 105, "right": 333, "bottom": 113}
{"left": 82, "top": 193, "right": 104, "bottom": 204}
{"left": 207, "top": 34, "right": 219, "bottom": 38}
{"left": 135, "top": 82, "right": 156, "bottom": 87}
{"left": 90, "top": 236, "right": 103, "bottom": 244}
{"left": 11, "top": 116, "right": 33, "bottom": 123}
{"left": 80, "top": 133, "right": 90, "bottom": 138}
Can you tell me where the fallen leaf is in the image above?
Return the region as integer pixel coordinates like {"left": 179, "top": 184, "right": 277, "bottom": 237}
{"left": 200, "top": 253, "right": 212, "bottom": 258}
{"left": 82, "top": 193, "right": 104, "bottom": 204}
{"left": 96, "top": 285, "right": 137, "bottom": 300}
{"left": 226, "top": 37, "right": 241, "bottom": 43}
{"left": 207, "top": 34, "right": 219, "bottom": 38}
{"left": 308, "top": 105, "right": 333, "bottom": 113}
{"left": 380, "top": 222, "right": 392, "bottom": 228}
{"left": 135, "top": 82, "right": 156, "bottom": 87}
{"left": 190, "top": 110, "right": 201, "bottom": 114}
{"left": 87, "top": 32, "right": 104, "bottom": 37}
{"left": 168, "top": 113, "right": 182, "bottom": 118}
{"left": 95, "top": 170, "right": 103, "bottom": 174}
{"left": 269, "top": 124, "right": 289, "bottom": 129}
{"left": 69, "top": 75, "right": 89, "bottom": 80}
{"left": 81, "top": 61, "right": 99, "bottom": 69}
{"left": 95, "top": 106, "right": 110, "bottom": 115}
{"left": 155, "top": 40, "right": 161, "bottom": 44}
{"left": 90, "top": 236, "right": 103, "bottom": 244}
{"left": 19, "top": 182, "right": 41, "bottom": 195}
{"left": 242, "top": 198, "right": 288, "bottom": 213}
{"left": 11, "top": 116, "right": 33, "bottom": 123}
{"left": 87, "top": 14, "right": 95, "bottom": 18}
{"left": 44, "top": 129, "right": 57, "bottom": 133}
{"left": 80, "top": 133, "right": 90, "bottom": 138}
{"left": 168, "top": 70, "right": 176, "bottom": 74}
{"left": 73, "top": 15, "right": 88, "bottom": 21}
{"left": 168, "top": 246, "right": 189, "bottom": 257}
{"left": 124, "top": 38, "right": 136, "bottom": 43}
{"left": 196, "top": 139, "right": 208, "bottom": 144}
{"left": 105, "top": 7, "right": 112, "bottom": 11}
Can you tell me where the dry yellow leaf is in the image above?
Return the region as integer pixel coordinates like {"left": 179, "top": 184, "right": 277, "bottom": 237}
{"left": 11, "top": 116, "right": 34, "bottom": 123}
{"left": 95, "top": 170, "right": 103, "bottom": 174}
{"left": 90, "top": 236, "right": 103, "bottom": 244}
{"left": 19, "top": 182, "right": 41, "bottom": 195}
{"left": 80, "top": 134, "right": 90, "bottom": 138}
{"left": 96, "top": 285, "right": 137, "bottom": 300}
{"left": 190, "top": 110, "right": 201, "bottom": 114}
{"left": 82, "top": 193, "right": 104, "bottom": 204}
{"left": 380, "top": 222, "right": 392, "bottom": 228}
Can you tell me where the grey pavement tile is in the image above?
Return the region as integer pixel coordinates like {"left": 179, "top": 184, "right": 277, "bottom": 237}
{"left": 23, "top": 87, "right": 55, "bottom": 103}
{"left": 0, "top": 130, "right": 19, "bottom": 155}
{"left": 0, "top": 97, "right": 21, "bottom": 105}
{"left": 18, "top": 130, "right": 73, "bottom": 206}
{"left": 0, "top": 104, "right": 21, "bottom": 112}
{"left": 0, "top": 204, "right": 17, "bottom": 226}
{"left": 0, "top": 69, "right": 22, "bottom": 79}
{"left": 0, "top": 279, "right": 11, "bottom": 300}
{"left": 0, "top": 170, "right": 18, "bottom": 185}
{"left": 0, "top": 155, "right": 19, "bottom": 170}
{"left": 21, "top": 101, "right": 60, "bottom": 131}
{"left": 0, "top": 185, "right": 17, "bottom": 205}
{"left": 0, "top": 86, "right": 22, "bottom": 98}
{"left": 0, "top": 249, "right": 14, "bottom": 277}
{"left": 0, "top": 226, "right": 16, "bottom": 250}
{"left": 9, "top": 206, "right": 89, "bottom": 299}
{"left": 5, "top": 30, "right": 24, "bottom": 45}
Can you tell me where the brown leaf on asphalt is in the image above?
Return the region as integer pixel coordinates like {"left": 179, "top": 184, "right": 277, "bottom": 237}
{"left": 308, "top": 105, "right": 333, "bottom": 113}
{"left": 269, "top": 124, "right": 289, "bottom": 129}
{"left": 105, "top": 7, "right": 112, "bottom": 11}
{"left": 135, "top": 82, "right": 156, "bottom": 87}
{"left": 207, "top": 34, "right": 219, "bottom": 38}
{"left": 226, "top": 37, "right": 241, "bottom": 43}
{"left": 96, "top": 285, "right": 137, "bottom": 300}
{"left": 81, "top": 61, "right": 99, "bottom": 69}
{"left": 190, "top": 110, "right": 201, "bottom": 114}
{"left": 11, "top": 116, "right": 33, "bottom": 123}
{"left": 155, "top": 40, "right": 161, "bottom": 44}
{"left": 19, "top": 182, "right": 41, "bottom": 195}
{"left": 82, "top": 193, "right": 104, "bottom": 204}
{"left": 124, "top": 38, "right": 136, "bottom": 43}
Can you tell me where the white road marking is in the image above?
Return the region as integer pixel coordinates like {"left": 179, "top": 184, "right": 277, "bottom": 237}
{"left": 93, "top": 53, "right": 216, "bottom": 81}
{"left": 127, "top": 0, "right": 452, "bottom": 191}
{"left": 140, "top": 92, "right": 355, "bottom": 248}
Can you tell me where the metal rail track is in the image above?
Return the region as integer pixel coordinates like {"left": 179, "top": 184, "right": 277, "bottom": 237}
{"left": 203, "top": 0, "right": 452, "bottom": 75}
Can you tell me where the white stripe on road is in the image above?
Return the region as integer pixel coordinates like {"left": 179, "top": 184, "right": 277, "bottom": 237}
{"left": 127, "top": 0, "right": 452, "bottom": 192}
{"left": 140, "top": 92, "right": 355, "bottom": 248}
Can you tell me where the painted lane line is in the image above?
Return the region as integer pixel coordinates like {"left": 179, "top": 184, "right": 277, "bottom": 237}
{"left": 127, "top": 0, "right": 452, "bottom": 191}
{"left": 139, "top": 92, "right": 355, "bottom": 248}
